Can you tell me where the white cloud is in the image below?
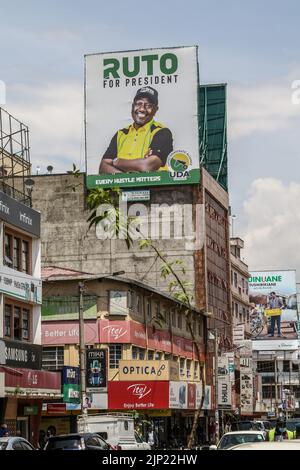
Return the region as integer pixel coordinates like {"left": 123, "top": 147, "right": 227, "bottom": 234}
{"left": 6, "top": 81, "right": 83, "bottom": 173}
{"left": 242, "top": 178, "right": 300, "bottom": 276}
{"left": 228, "top": 82, "right": 300, "bottom": 139}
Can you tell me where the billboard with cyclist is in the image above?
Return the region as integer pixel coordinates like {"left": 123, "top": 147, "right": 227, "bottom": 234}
{"left": 249, "top": 270, "right": 298, "bottom": 341}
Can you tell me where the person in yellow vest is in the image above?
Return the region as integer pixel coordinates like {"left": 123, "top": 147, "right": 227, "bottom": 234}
{"left": 99, "top": 87, "right": 173, "bottom": 174}
{"left": 268, "top": 417, "right": 294, "bottom": 441}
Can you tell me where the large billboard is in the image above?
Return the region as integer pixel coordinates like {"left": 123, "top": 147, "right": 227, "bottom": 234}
{"left": 85, "top": 46, "right": 199, "bottom": 189}
{"left": 249, "top": 270, "right": 298, "bottom": 341}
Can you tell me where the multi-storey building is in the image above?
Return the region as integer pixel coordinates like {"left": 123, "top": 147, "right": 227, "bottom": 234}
{"left": 40, "top": 266, "right": 210, "bottom": 446}
{"left": 0, "top": 108, "right": 61, "bottom": 445}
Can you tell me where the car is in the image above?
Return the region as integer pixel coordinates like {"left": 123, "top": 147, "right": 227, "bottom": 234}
{"left": 0, "top": 436, "right": 36, "bottom": 450}
{"left": 230, "top": 440, "right": 300, "bottom": 450}
{"left": 210, "top": 431, "right": 265, "bottom": 450}
{"left": 44, "top": 432, "right": 112, "bottom": 451}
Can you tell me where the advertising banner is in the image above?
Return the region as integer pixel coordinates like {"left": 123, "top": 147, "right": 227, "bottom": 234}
{"left": 169, "top": 381, "right": 187, "bottom": 409}
{"left": 240, "top": 357, "right": 253, "bottom": 415}
{"left": 62, "top": 366, "right": 80, "bottom": 403}
{"left": 109, "top": 291, "right": 128, "bottom": 315}
{"left": 85, "top": 46, "right": 200, "bottom": 189}
{"left": 249, "top": 270, "right": 298, "bottom": 341}
{"left": 0, "top": 266, "right": 42, "bottom": 304}
{"left": 4, "top": 339, "right": 42, "bottom": 370}
{"left": 188, "top": 383, "right": 196, "bottom": 409}
{"left": 195, "top": 383, "right": 212, "bottom": 410}
{"left": 118, "top": 360, "right": 179, "bottom": 381}
{"left": 42, "top": 321, "right": 99, "bottom": 345}
{"left": 218, "top": 356, "right": 232, "bottom": 409}
{"left": 2, "top": 367, "right": 61, "bottom": 393}
{"left": 86, "top": 349, "right": 107, "bottom": 392}
{"left": 108, "top": 381, "right": 169, "bottom": 410}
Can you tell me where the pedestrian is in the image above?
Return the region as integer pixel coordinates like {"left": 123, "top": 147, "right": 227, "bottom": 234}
{"left": 0, "top": 423, "right": 8, "bottom": 437}
{"left": 267, "top": 292, "right": 283, "bottom": 338}
{"left": 268, "top": 417, "right": 294, "bottom": 441}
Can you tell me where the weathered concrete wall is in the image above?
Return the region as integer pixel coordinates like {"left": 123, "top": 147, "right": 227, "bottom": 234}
{"left": 31, "top": 174, "right": 197, "bottom": 298}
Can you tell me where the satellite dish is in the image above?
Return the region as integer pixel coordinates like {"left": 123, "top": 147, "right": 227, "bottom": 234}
{"left": 47, "top": 165, "right": 53, "bottom": 174}
{"left": 24, "top": 178, "right": 35, "bottom": 188}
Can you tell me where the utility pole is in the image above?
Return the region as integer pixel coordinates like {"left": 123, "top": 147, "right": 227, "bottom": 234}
{"left": 79, "top": 281, "right": 87, "bottom": 416}
{"left": 274, "top": 355, "right": 278, "bottom": 416}
{"left": 214, "top": 328, "right": 219, "bottom": 444}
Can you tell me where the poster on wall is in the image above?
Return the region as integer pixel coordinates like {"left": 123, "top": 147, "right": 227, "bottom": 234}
{"left": 85, "top": 46, "right": 200, "bottom": 189}
{"left": 249, "top": 270, "right": 298, "bottom": 341}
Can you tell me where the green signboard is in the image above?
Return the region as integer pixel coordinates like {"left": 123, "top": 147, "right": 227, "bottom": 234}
{"left": 63, "top": 384, "right": 80, "bottom": 404}
{"left": 42, "top": 295, "right": 97, "bottom": 320}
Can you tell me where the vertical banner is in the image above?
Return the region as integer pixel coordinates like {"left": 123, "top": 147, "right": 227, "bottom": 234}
{"left": 240, "top": 357, "right": 254, "bottom": 415}
{"left": 85, "top": 46, "right": 200, "bottom": 189}
{"left": 218, "top": 356, "right": 231, "bottom": 409}
{"left": 86, "top": 349, "right": 107, "bottom": 392}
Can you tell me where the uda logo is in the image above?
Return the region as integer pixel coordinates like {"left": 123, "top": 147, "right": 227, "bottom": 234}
{"left": 167, "top": 151, "right": 192, "bottom": 180}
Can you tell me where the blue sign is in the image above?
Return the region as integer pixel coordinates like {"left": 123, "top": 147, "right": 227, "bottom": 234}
{"left": 62, "top": 366, "right": 80, "bottom": 385}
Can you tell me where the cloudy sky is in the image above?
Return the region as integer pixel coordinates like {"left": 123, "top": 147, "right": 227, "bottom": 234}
{"left": 1, "top": 0, "right": 300, "bottom": 279}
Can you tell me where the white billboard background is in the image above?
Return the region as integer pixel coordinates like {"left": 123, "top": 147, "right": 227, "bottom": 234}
{"left": 169, "top": 381, "right": 187, "bottom": 409}
{"left": 85, "top": 46, "right": 199, "bottom": 175}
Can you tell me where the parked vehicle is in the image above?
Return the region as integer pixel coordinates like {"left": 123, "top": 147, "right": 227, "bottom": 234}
{"left": 44, "top": 432, "right": 111, "bottom": 451}
{"left": 0, "top": 436, "right": 36, "bottom": 450}
{"left": 210, "top": 431, "right": 265, "bottom": 450}
{"left": 77, "top": 414, "right": 151, "bottom": 450}
{"left": 231, "top": 440, "right": 300, "bottom": 450}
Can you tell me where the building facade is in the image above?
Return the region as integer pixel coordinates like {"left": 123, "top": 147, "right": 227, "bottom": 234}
{"left": 40, "top": 267, "right": 211, "bottom": 446}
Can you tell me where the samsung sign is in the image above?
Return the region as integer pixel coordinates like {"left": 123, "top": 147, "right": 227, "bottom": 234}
{"left": 0, "top": 191, "right": 40, "bottom": 237}
{"left": 4, "top": 339, "right": 42, "bottom": 369}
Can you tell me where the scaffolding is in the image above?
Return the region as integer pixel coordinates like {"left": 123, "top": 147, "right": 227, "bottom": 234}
{"left": 0, "top": 107, "right": 31, "bottom": 206}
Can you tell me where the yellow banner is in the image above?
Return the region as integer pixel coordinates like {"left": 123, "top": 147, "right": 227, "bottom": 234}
{"left": 265, "top": 308, "right": 282, "bottom": 317}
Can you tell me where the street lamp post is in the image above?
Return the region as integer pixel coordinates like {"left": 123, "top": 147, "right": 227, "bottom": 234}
{"left": 78, "top": 281, "right": 87, "bottom": 415}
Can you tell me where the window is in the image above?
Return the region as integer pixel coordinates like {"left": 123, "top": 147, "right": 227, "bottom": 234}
{"left": 4, "top": 233, "right": 12, "bottom": 266}
{"left": 155, "top": 351, "right": 162, "bottom": 360}
{"left": 147, "top": 350, "right": 154, "bottom": 360}
{"left": 283, "top": 360, "right": 290, "bottom": 372}
{"left": 22, "top": 309, "right": 30, "bottom": 340}
{"left": 180, "top": 358, "right": 185, "bottom": 377}
{"left": 177, "top": 313, "right": 182, "bottom": 329}
{"left": 13, "top": 237, "right": 20, "bottom": 270}
{"left": 109, "top": 344, "right": 122, "bottom": 369}
{"left": 4, "top": 304, "right": 12, "bottom": 337}
{"left": 4, "top": 302, "right": 31, "bottom": 341}
{"left": 155, "top": 302, "right": 160, "bottom": 320}
{"left": 132, "top": 346, "right": 145, "bottom": 360}
{"left": 257, "top": 361, "right": 275, "bottom": 373}
{"left": 242, "top": 278, "right": 245, "bottom": 292}
{"left": 186, "top": 359, "right": 191, "bottom": 378}
{"left": 146, "top": 299, "right": 152, "bottom": 321}
{"left": 194, "top": 361, "right": 199, "bottom": 379}
{"left": 198, "top": 318, "right": 203, "bottom": 337}
{"left": 234, "top": 272, "right": 238, "bottom": 288}
{"left": 4, "top": 230, "right": 31, "bottom": 274}
{"left": 165, "top": 311, "right": 170, "bottom": 326}
{"left": 164, "top": 353, "right": 171, "bottom": 361}
{"left": 171, "top": 310, "right": 176, "bottom": 327}
{"left": 128, "top": 290, "right": 133, "bottom": 310}
{"left": 42, "top": 347, "right": 64, "bottom": 371}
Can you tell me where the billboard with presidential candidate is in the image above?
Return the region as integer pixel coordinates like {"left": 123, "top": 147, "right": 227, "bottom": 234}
{"left": 85, "top": 46, "right": 200, "bottom": 189}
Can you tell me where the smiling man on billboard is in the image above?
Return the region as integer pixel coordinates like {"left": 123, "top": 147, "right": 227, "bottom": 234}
{"left": 99, "top": 86, "right": 173, "bottom": 174}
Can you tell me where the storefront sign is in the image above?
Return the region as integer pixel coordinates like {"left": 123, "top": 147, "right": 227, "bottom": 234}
{"left": 62, "top": 366, "right": 80, "bottom": 385}
{"left": 147, "top": 328, "right": 172, "bottom": 353}
{"left": 24, "top": 406, "right": 38, "bottom": 415}
{"left": 218, "top": 356, "right": 232, "bottom": 409}
{"left": 196, "top": 383, "right": 212, "bottom": 410}
{"left": 0, "top": 266, "right": 42, "bottom": 304}
{"left": 169, "top": 381, "right": 187, "bottom": 409}
{"left": 63, "top": 384, "right": 80, "bottom": 403}
{"left": 240, "top": 358, "right": 254, "bottom": 415}
{"left": 252, "top": 339, "right": 299, "bottom": 351}
{"left": 108, "top": 381, "right": 169, "bottom": 410}
{"left": 121, "top": 190, "right": 150, "bottom": 202}
{"left": 2, "top": 367, "right": 61, "bottom": 393}
{"left": 47, "top": 404, "right": 66, "bottom": 414}
{"left": 86, "top": 349, "right": 107, "bottom": 392}
{"left": 188, "top": 383, "right": 196, "bottom": 409}
{"left": 118, "top": 360, "right": 179, "bottom": 381}
{"left": 42, "top": 321, "right": 99, "bottom": 345}
{"left": 0, "top": 191, "right": 40, "bottom": 236}
{"left": 99, "top": 320, "right": 131, "bottom": 343}
{"left": 4, "top": 339, "right": 42, "bottom": 370}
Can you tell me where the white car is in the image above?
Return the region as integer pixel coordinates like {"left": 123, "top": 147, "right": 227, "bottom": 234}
{"left": 231, "top": 440, "right": 300, "bottom": 450}
{"left": 0, "top": 436, "right": 36, "bottom": 450}
{"left": 210, "top": 431, "right": 265, "bottom": 450}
